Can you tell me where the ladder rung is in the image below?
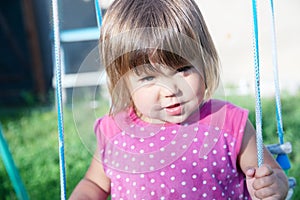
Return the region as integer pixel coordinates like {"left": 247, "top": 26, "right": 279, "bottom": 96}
{"left": 60, "top": 27, "right": 100, "bottom": 42}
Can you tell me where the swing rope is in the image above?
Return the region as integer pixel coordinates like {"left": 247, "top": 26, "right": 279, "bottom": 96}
{"left": 269, "top": 0, "right": 284, "bottom": 145}
{"left": 52, "top": 1, "right": 103, "bottom": 199}
{"left": 268, "top": 0, "right": 291, "bottom": 172}
{"left": 251, "top": 0, "right": 264, "bottom": 167}
{"left": 251, "top": 1, "right": 295, "bottom": 197}
{"left": 51, "top": 0, "right": 66, "bottom": 199}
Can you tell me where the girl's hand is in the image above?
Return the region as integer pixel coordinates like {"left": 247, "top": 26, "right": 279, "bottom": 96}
{"left": 246, "top": 164, "right": 287, "bottom": 200}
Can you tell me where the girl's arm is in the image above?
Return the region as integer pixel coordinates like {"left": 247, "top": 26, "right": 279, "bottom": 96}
{"left": 238, "top": 120, "right": 289, "bottom": 200}
{"left": 69, "top": 151, "right": 111, "bottom": 200}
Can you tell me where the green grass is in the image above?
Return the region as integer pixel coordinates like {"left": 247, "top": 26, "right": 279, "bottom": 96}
{"left": 0, "top": 94, "right": 299, "bottom": 199}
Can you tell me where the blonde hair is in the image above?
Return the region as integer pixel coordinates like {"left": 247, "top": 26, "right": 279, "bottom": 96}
{"left": 99, "top": 0, "right": 220, "bottom": 115}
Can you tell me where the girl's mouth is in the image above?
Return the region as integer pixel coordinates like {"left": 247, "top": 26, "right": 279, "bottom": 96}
{"left": 165, "top": 103, "right": 182, "bottom": 115}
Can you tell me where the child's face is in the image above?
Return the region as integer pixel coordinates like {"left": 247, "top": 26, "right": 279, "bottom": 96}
{"left": 126, "top": 62, "right": 206, "bottom": 124}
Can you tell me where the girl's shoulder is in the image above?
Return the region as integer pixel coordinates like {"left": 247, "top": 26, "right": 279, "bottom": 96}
{"left": 94, "top": 114, "right": 121, "bottom": 139}
{"left": 200, "top": 99, "right": 249, "bottom": 132}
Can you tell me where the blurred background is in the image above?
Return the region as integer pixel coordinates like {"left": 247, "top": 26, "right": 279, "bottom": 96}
{"left": 0, "top": 0, "right": 299, "bottom": 199}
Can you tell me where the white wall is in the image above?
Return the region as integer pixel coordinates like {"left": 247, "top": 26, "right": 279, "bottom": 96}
{"left": 195, "top": 0, "right": 300, "bottom": 95}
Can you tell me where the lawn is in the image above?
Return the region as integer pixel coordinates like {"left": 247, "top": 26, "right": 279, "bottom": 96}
{"left": 0, "top": 94, "right": 299, "bottom": 199}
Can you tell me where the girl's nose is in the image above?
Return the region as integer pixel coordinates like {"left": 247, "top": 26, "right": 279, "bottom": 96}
{"left": 160, "top": 79, "right": 180, "bottom": 97}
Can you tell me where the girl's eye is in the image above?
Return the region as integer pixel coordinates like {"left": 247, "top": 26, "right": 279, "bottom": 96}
{"left": 140, "top": 76, "right": 155, "bottom": 82}
{"left": 177, "top": 66, "right": 193, "bottom": 73}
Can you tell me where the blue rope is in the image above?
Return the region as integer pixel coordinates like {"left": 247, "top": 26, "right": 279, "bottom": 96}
{"left": 95, "top": 0, "right": 103, "bottom": 31}
{"left": 251, "top": 0, "right": 264, "bottom": 167}
{"left": 269, "top": 0, "right": 284, "bottom": 145}
{"left": 51, "top": 0, "right": 67, "bottom": 199}
{"left": 269, "top": 0, "right": 291, "bottom": 171}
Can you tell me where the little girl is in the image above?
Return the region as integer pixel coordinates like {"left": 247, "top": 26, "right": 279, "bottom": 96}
{"left": 70, "top": 0, "right": 288, "bottom": 199}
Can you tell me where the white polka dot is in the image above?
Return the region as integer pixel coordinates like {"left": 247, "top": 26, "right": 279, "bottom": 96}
{"left": 181, "top": 169, "right": 187, "bottom": 174}
{"left": 224, "top": 133, "right": 228, "bottom": 137}
{"left": 140, "top": 161, "right": 145, "bottom": 166}
{"left": 150, "top": 132, "right": 155, "bottom": 136}
{"left": 213, "top": 150, "right": 217, "bottom": 154}
{"left": 223, "top": 145, "right": 227, "bottom": 149}
{"left": 160, "top": 147, "right": 165, "bottom": 152}
{"left": 140, "top": 149, "right": 144, "bottom": 154}
{"left": 151, "top": 191, "right": 155, "bottom": 196}
{"left": 160, "top": 171, "right": 165, "bottom": 176}
{"left": 149, "top": 154, "right": 154, "bottom": 159}
{"left": 181, "top": 181, "right": 186, "bottom": 186}
{"left": 150, "top": 178, "right": 155, "bottom": 183}
{"left": 221, "top": 169, "right": 225, "bottom": 173}
{"left": 222, "top": 157, "right": 226, "bottom": 161}
{"left": 170, "top": 164, "right": 175, "bottom": 169}
{"left": 118, "top": 186, "right": 122, "bottom": 190}
{"left": 192, "top": 162, "right": 197, "bottom": 167}
{"left": 171, "top": 130, "right": 177, "bottom": 134}
{"left": 171, "top": 152, "right": 176, "bottom": 157}
{"left": 114, "top": 140, "right": 119, "bottom": 145}
{"left": 123, "top": 154, "right": 128, "bottom": 159}
{"left": 193, "top": 138, "right": 198, "bottom": 142}
{"left": 171, "top": 140, "right": 176, "bottom": 145}
{"left": 194, "top": 127, "right": 199, "bottom": 131}
{"left": 170, "top": 176, "right": 176, "bottom": 181}
{"left": 204, "top": 132, "right": 209, "bottom": 136}
{"left": 160, "top": 159, "right": 165, "bottom": 164}
{"left": 149, "top": 143, "right": 154, "bottom": 147}
{"left": 140, "top": 127, "right": 145, "bottom": 131}
{"left": 192, "top": 174, "right": 197, "bottom": 179}
{"left": 212, "top": 186, "right": 217, "bottom": 191}
{"left": 203, "top": 155, "right": 208, "bottom": 159}
{"left": 115, "top": 151, "right": 119, "bottom": 156}
{"left": 204, "top": 144, "right": 208, "bottom": 148}
{"left": 182, "top": 145, "right": 187, "bottom": 149}
{"left": 193, "top": 149, "right": 198, "bottom": 154}
{"left": 170, "top": 188, "right": 175, "bottom": 193}
{"left": 126, "top": 190, "right": 130, "bottom": 194}
{"left": 203, "top": 180, "right": 207, "bottom": 184}
{"left": 161, "top": 126, "right": 166, "bottom": 130}
{"left": 149, "top": 166, "right": 155, "bottom": 171}
{"left": 181, "top": 156, "right": 187, "bottom": 161}
{"left": 182, "top": 194, "right": 187, "bottom": 198}
{"left": 125, "top": 178, "right": 130, "bottom": 182}
{"left": 131, "top": 157, "right": 136, "bottom": 162}
{"left": 161, "top": 183, "right": 165, "bottom": 188}
{"left": 213, "top": 162, "right": 217, "bottom": 166}
{"left": 160, "top": 136, "right": 165, "bottom": 141}
{"left": 140, "top": 174, "right": 145, "bottom": 178}
{"left": 139, "top": 138, "right": 144, "bottom": 142}
{"left": 141, "top": 186, "right": 146, "bottom": 191}
{"left": 203, "top": 193, "right": 207, "bottom": 197}
{"left": 122, "top": 142, "right": 127, "bottom": 147}
{"left": 215, "top": 127, "right": 220, "bottom": 130}
{"left": 132, "top": 182, "right": 137, "bottom": 186}
{"left": 213, "top": 138, "right": 218, "bottom": 142}
{"left": 183, "top": 133, "right": 188, "bottom": 138}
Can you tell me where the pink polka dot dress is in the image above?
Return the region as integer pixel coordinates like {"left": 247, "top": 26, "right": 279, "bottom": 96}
{"left": 94, "top": 99, "right": 251, "bottom": 199}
